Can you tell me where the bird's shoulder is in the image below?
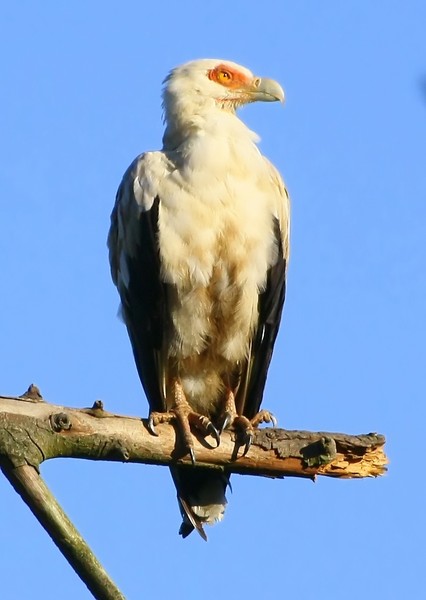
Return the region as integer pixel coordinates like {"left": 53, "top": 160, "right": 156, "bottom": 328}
{"left": 108, "top": 151, "right": 171, "bottom": 285}
{"left": 117, "top": 151, "right": 174, "bottom": 212}
{"left": 262, "top": 156, "right": 291, "bottom": 262}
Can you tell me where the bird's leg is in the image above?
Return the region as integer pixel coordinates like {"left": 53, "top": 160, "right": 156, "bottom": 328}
{"left": 219, "top": 390, "right": 256, "bottom": 453}
{"left": 219, "top": 390, "right": 277, "bottom": 456}
{"left": 147, "top": 379, "right": 220, "bottom": 464}
{"left": 219, "top": 389, "right": 239, "bottom": 434}
{"left": 171, "top": 380, "right": 198, "bottom": 464}
{"left": 172, "top": 380, "right": 221, "bottom": 462}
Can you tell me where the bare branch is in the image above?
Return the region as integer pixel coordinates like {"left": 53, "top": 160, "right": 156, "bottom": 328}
{"left": 1, "top": 462, "right": 125, "bottom": 600}
{"left": 0, "top": 390, "right": 387, "bottom": 479}
{"left": 0, "top": 387, "right": 388, "bottom": 598}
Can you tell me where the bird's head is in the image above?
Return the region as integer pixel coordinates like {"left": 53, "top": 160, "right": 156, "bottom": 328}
{"left": 162, "top": 59, "right": 284, "bottom": 125}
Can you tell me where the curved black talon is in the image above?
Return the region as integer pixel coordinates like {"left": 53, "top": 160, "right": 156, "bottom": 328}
{"left": 242, "top": 431, "right": 254, "bottom": 457}
{"left": 219, "top": 411, "right": 232, "bottom": 434}
{"left": 207, "top": 422, "right": 221, "bottom": 447}
{"left": 189, "top": 447, "right": 196, "bottom": 466}
{"left": 147, "top": 416, "right": 159, "bottom": 436}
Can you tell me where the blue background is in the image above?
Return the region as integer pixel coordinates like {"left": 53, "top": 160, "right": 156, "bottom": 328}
{"left": 1, "top": 2, "right": 425, "bottom": 598}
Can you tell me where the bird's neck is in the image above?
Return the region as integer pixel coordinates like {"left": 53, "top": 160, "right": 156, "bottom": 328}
{"left": 162, "top": 104, "right": 258, "bottom": 152}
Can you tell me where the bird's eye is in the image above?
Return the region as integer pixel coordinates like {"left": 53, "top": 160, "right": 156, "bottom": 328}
{"left": 208, "top": 66, "right": 235, "bottom": 86}
{"left": 217, "top": 70, "right": 232, "bottom": 82}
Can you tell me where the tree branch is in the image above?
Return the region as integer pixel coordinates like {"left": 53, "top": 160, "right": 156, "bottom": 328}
{"left": 0, "top": 388, "right": 387, "bottom": 479}
{"left": 1, "top": 462, "right": 125, "bottom": 600}
{"left": 0, "top": 385, "right": 388, "bottom": 598}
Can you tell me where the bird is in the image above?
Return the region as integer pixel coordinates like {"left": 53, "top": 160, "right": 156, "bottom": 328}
{"left": 108, "top": 58, "right": 290, "bottom": 540}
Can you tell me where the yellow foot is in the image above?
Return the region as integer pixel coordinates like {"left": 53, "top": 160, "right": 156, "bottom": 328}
{"left": 147, "top": 380, "right": 220, "bottom": 464}
{"left": 219, "top": 391, "right": 277, "bottom": 456}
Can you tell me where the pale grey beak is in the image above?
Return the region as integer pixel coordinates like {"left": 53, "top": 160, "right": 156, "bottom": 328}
{"left": 250, "top": 77, "right": 285, "bottom": 103}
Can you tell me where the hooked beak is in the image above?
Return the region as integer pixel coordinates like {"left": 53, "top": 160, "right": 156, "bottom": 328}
{"left": 248, "top": 76, "right": 285, "bottom": 103}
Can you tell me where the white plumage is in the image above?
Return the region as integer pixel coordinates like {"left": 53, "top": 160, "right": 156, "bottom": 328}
{"left": 109, "top": 59, "right": 290, "bottom": 539}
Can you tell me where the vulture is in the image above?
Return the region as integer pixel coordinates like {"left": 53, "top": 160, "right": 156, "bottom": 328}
{"left": 108, "top": 59, "right": 290, "bottom": 540}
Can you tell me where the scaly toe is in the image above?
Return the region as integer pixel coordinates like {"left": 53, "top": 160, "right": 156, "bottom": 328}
{"left": 250, "top": 409, "right": 277, "bottom": 428}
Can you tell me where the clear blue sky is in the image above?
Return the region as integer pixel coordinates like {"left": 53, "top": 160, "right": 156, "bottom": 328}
{"left": 1, "top": 2, "right": 425, "bottom": 598}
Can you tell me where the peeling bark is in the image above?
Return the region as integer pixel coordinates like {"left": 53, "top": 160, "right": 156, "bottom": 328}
{"left": 0, "top": 391, "right": 387, "bottom": 478}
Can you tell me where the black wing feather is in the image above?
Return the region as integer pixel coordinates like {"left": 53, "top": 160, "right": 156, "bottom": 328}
{"left": 237, "top": 217, "right": 287, "bottom": 419}
{"left": 121, "top": 196, "right": 167, "bottom": 413}
{"left": 109, "top": 169, "right": 166, "bottom": 413}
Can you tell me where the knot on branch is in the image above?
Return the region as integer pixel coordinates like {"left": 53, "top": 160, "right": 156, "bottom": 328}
{"left": 301, "top": 436, "right": 337, "bottom": 467}
{"left": 50, "top": 412, "right": 72, "bottom": 432}
{"left": 107, "top": 440, "right": 130, "bottom": 461}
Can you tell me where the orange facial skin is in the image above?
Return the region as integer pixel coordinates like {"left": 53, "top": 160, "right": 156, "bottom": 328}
{"left": 208, "top": 64, "right": 253, "bottom": 89}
